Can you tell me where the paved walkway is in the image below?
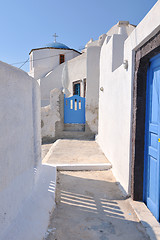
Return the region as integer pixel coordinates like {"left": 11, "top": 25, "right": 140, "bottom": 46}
{"left": 42, "top": 140, "right": 150, "bottom": 240}
{"left": 42, "top": 143, "right": 53, "bottom": 160}
{"left": 46, "top": 170, "right": 149, "bottom": 240}
{"left": 42, "top": 139, "right": 110, "bottom": 165}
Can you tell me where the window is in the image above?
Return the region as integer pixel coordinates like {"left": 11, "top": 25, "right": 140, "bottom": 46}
{"left": 59, "top": 54, "right": 65, "bottom": 64}
{"left": 73, "top": 81, "right": 81, "bottom": 96}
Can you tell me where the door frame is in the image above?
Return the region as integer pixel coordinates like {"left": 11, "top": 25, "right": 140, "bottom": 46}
{"left": 143, "top": 54, "right": 160, "bottom": 220}
{"left": 131, "top": 30, "right": 160, "bottom": 201}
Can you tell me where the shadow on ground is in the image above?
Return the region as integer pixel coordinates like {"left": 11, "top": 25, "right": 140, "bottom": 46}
{"left": 46, "top": 171, "right": 154, "bottom": 240}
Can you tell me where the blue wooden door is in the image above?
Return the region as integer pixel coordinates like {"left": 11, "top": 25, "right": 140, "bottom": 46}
{"left": 144, "top": 54, "right": 160, "bottom": 221}
{"left": 64, "top": 95, "right": 85, "bottom": 124}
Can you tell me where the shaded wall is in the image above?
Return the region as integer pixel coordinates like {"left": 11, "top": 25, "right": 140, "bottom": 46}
{"left": 0, "top": 62, "right": 41, "bottom": 237}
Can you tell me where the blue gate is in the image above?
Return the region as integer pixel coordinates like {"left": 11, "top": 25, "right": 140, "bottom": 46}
{"left": 144, "top": 53, "right": 160, "bottom": 221}
{"left": 64, "top": 95, "right": 85, "bottom": 124}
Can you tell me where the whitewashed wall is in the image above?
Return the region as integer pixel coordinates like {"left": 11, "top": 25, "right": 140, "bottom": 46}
{"left": 40, "top": 63, "right": 64, "bottom": 106}
{"left": 86, "top": 45, "right": 101, "bottom": 134}
{"left": 0, "top": 62, "right": 41, "bottom": 237}
{"left": 97, "top": 1, "right": 160, "bottom": 194}
{"left": 67, "top": 53, "right": 86, "bottom": 96}
{"left": 40, "top": 53, "right": 86, "bottom": 106}
{"left": 98, "top": 33, "right": 132, "bottom": 194}
{"left": 41, "top": 88, "right": 63, "bottom": 141}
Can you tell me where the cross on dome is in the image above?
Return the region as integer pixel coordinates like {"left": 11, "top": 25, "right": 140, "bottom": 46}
{"left": 53, "top": 33, "right": 59, "bottom": 43}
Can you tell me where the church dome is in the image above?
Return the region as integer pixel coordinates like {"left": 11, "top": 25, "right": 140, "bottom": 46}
{"left": 46, "top": 41, "right": 70, "bottom": 49}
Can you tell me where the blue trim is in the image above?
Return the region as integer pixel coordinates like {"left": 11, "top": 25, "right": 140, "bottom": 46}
{"left": 149, "top": 52, "right": 160, "bottom": 63}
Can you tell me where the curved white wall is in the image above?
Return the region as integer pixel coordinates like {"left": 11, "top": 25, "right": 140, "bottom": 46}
{"left": 40, "top": 52, "right": 86, "bottom": 106}
{"left": 67, "top": 53, "right": 86, "bottom": 95}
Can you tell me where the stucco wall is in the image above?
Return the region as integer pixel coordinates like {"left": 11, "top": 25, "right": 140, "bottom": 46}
{"left": 67, "top": 53, "right": 86, "bottom": 96}
{"left": 40, "top": 53, "right": 86, "bottom": 106}
{"left": 86, "top": 46, "right": 101, "bottom": 134}
{"left": 41, "top": 88, "right": 64, "bottom": 142}
{"left": 97, "top": 0, "right": 160, "bottom": 195}
{"left": 40, "top": 63, "right": 64, "bottom": 106}
{"left": 0, "top": 62, "right": 41, "bottom": 237}
{"left": 98, "top": 33, "right": 132, "bottom": 194}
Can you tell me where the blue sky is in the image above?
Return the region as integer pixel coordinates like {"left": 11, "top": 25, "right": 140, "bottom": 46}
{"left": 0, "top": 0, "right": 157, "bottom": 72}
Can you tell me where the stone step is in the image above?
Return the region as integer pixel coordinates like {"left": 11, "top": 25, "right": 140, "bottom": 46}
{"left": 57, "top": 130, "right": 95, "bottom": 140}
{"left": 56, "top": 163, "right": 112, "bottom": 171}
{"left": 64, "top": 124, "right": 85, "bottom": 132}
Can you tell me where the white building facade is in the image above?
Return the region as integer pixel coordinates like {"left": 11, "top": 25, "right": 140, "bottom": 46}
{"left": 97, "top": 0, "right": 160, "bottom": 222}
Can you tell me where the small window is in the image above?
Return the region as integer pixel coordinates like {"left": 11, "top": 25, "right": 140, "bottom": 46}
{"left": 59, "top": 54, "right": 65, "bottom": 64}
{"left": 73, "top": 83, "right": 80, "bottom": 96}
{"left": 73, "top": 80, "right": 82, "bottom": 96}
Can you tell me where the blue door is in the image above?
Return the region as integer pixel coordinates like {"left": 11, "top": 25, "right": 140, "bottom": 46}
{"left": 144, "top": 54, "right": 160, "bottom": 221}
{"left": 64, "top": 95, "right": 85, "bottom": 124}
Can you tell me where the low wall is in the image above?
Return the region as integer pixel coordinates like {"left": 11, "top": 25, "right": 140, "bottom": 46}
{"left": 41, "top": 88, "right": 64, "bottom": 143}
{"left": 86, "top": 46, "right": 101, "bottom": 134}
{"left": 0, "top": 61, "right": 41, "bottom": 237}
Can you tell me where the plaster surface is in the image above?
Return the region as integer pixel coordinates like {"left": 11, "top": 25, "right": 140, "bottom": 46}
{"left": 1, "top": 164, "right": 57, "bottom": 240}
{"left": 86, "top": 45, "right": 101, "bottom": 134}
{"left": 0, "top": 61, "right": 41, "bottom": 237}
{"left": 46, "top": 170, "right": 150, "bottom": 240}
{"left": 97, "top": 22, "right": 134, "bottom": 194}
{"left": 40, "top": 52, "right": 86, "bottom": 106}
{"left": 41, "top": 88, "right": 64, "bottom": 141}
{"left": 97, "top": 2, "right": 160, "bottom": 195}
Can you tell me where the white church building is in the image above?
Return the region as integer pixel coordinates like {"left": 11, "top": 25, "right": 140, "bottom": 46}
{"left": 29, "top": 34, "right": 80, "bottom": 107}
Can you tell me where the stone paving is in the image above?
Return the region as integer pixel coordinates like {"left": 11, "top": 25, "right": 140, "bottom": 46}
{"left": 46, "top": 170, "right": 150, "bottom": 240}
{"left": 41, "top": 143, "right": 53, "bottom": 160}
{"left": 42, "top": 140, "right": 151, "bottom": 240}
{"left": 42, "top": 139, "right": 110, "bottom": 165}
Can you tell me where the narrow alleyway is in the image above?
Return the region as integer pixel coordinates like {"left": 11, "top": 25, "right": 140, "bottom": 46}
{"left": 42, "top": 140, "right": 150, "bottom": 240}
